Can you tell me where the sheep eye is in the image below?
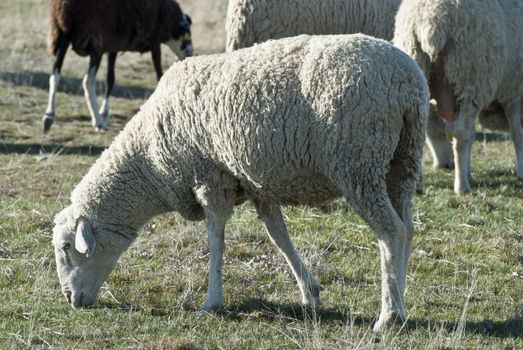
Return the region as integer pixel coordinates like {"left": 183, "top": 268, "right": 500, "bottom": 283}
{"left": 62, "top": 242, "right": 71, "bottom": 251}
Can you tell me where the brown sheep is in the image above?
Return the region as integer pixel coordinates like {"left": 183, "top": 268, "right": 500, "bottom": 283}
{"left": 43, "top": 0, "right": 193, "bottom": 132}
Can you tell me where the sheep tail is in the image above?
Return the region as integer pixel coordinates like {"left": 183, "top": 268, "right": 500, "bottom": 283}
{"left": 390, "top": 94, "right": 430, "bottom": 192}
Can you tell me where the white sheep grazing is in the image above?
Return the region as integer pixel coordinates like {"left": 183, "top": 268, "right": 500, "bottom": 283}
{"left": 43, "top": 0, "right": 193, "bottom": 132}
{"left": 394, "top": 0, "right": 523, "bottom": 193}
{"left": 225, "top": 0, "right": 402, "bottom": 51}
{"left": 52, "top": 34, "right": 429, "bottom": 332}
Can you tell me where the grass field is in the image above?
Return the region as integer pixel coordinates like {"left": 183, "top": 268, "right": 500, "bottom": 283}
{"left": 1, "top": 0, "right": 522, "bottom": 349}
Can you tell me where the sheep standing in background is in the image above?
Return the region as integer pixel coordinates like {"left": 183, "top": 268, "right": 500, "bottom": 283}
{"left": 51, "top": 35, "right": 428, "bottom": 332}
{"left": 225, "top": 0, "right": 402, "bottom": 51}
{"left": 394, "top": 0, "right": 523, "bottom": 193}
{"left": 43, "top": 0, "right": 193, "bottom": 133}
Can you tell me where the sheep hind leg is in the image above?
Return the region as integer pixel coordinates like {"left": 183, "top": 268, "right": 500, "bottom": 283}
{"left": 342, "top": 178, "right": 408, "bottom": 332}
{"left": 98, "top": 52, "right": 116, "bottom": 128}
{"left": 43, "top": 33, "right": 69, "bottom": 133}
{"left": 503, "top": 100, "right": 523, "bottom": 179}
{"left": 253, "top": 200, "right": 322, "bottom": 306}
{"left": 384, "top": 154, "right": 418, "bottom": 322}
{"left": 82, "top": 55, "right": 105, "bottom": 131}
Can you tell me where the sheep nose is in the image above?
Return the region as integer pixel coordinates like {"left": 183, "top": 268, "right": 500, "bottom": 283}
{"left": 184, "top": 44, "right": 193, "bottom": 58}
{"left": 64, "top": 290, "right": 72, "bottom": 304}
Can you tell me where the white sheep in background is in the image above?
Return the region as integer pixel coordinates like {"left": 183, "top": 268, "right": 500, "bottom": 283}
{"left": 225, "top": 0, "right": 402, "bottom": 51}
{"left": 52, "top": 34, "right": 429, "bottom": 332}
{"left": 394, "top": 0, "right": 523, "bottom": 193}
{"left": 43, "top": 0, "right": 193, "bottom": 132}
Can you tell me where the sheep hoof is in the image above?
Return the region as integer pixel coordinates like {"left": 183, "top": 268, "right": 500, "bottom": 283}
{"left": 454, "top": 182, "right": 472, "bottom": 194}
{"left": 100, "top": 112, "right": 111, "bottom": 127}
{"left": 94, "top": 125, "right": 108, "bottom": 133}
{"left": 372, "top": 312, "right": 405, "bottom": 333}
{"left": 303, "top": 296, "right": 323, "bottom": 307}
{"left": 42, "top": 113, "right": 54, "bottom": 133}
{"left": 435, "top": 162, "right": 455, "bottom": 170}
{"left": 200, "top": 301, "right": 224, "bottom": 312}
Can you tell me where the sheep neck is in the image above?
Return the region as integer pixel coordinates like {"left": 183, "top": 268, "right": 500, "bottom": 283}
{"left": 72, "top": 133, "right": 173, "bottom": 238}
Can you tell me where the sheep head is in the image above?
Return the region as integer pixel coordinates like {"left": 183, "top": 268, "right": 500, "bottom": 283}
{"left": 52, "top": 206, "right": 130, "bottom": 309}
{"left": 166, "top": 13, "right": 193, "bottom": 59}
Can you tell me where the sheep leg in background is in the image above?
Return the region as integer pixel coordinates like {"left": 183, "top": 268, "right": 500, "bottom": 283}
{"left": 429, "top": 45, "right": 476, "bottom": 194}
{"left": 448, "top": 116, "right": 476, "bottom": 193}
{"left": 150, "top": 45, "right": 163, "bottom": 81}
{"left": 43, "top": 32, "right": 69, "bottom": 133}
{"left": 201, "top": 209, "right": 228, "bottom": 311}
{"left": 98, "top": 52, "right": 116, "bottom": 127}
{"left": 503, "top": 100, "right": 523, "bottom": 179}
{"left": 253, "top": 200, "right": 322, "bottom": 306}
{"left": 82, "top": 55, "right": 105, "bottom": 131}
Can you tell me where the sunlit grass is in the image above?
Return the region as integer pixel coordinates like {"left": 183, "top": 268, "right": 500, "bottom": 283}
{"left": 1, "top": 0, "right": 522, "bottom": 348}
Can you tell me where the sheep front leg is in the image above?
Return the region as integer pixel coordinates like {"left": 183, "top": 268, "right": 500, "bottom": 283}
{"left": 82, "top": 55, "right": 106, "bottom": 131}
{"left": 254, "top": 200, "right": 322, "bottom": 306}
{"left": 504, "top": 100, "right": 523, "bottom": 179}
{"left": 201, "top": 210, "right": 228, "bottom": 311}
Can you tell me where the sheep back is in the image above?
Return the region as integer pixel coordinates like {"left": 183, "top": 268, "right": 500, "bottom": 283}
{"left": 393, "top": 0, "right": 523, "bottom": 114}
{"left": 144, "top": 34, "right": 428, "bottom": 205}
{"left": 225, "top": 0, "right": 402, "bottom": 51}
{"left": 48, "top": 0, "right": 185, "bottom": 56}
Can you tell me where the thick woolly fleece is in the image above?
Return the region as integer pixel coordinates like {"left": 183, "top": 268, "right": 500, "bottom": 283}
{"left": 56, "top": 34, "right": 429, "bottom": 330}
{"left": 394, "top": 0, "right": 523, "bottom": 189}
{"left": 225, "top": 0, "right": 402, "bottom": 51}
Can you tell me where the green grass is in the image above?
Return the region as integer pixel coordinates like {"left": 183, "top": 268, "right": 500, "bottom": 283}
{"left": 1, "top": 0, "right": 523, "bottom": 348}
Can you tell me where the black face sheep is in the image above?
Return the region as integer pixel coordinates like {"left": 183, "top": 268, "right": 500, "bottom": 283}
{"left": 43, "top": 0, "right": 193, "bottom": 133}
{"left": 51, "top": 34, "right": 429, "bottom": 332}
{"left": 225, "top": 0, "right": 402, "bottom": 51}
{"left": 394, "top": 0, "right": 523, "bottom": 193}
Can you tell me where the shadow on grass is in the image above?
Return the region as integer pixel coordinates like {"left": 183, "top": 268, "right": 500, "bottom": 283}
{"left": 227, "top": 298, "right": 362, "bottom": 323}
{"left": 0, "top": 143, "right": 105, "bottom": 155}
{"left": 0, "top": 70, "right": 153, "bottom": 99}
{"left": 94, "top": 297, "right": 523, "bottom": 338}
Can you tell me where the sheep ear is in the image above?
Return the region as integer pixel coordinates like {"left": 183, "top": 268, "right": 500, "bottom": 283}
{"left": 75, "top": 219, "right": 96, "bottom": 258}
